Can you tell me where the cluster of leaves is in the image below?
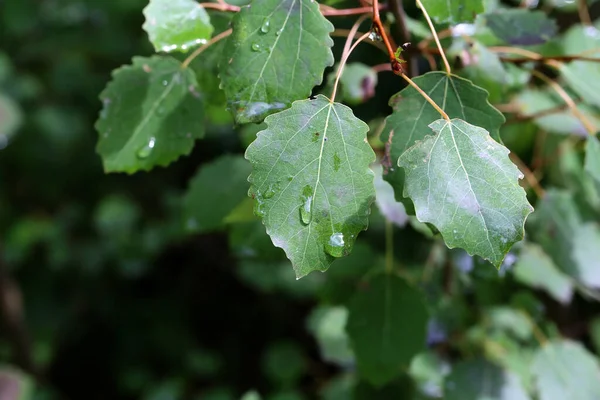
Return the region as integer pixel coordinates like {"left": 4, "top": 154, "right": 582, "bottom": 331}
{"left": 3, "top": 0, "right": 600, "bottom": 398}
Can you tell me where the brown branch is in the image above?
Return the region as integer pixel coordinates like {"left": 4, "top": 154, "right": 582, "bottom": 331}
{"left": 389, "top": 0, "right": 415, "bottom": 76}
{"left": 199, "top": 2, "right": 240, "bottom": 12}
{"left": 320, "top": 5, "right": 385, "bottom": 16}
{"left": 372, "top": 0, "right": 402, "bottom": 72}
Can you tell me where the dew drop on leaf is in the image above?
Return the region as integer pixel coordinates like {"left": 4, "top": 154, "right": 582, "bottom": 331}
{"left": 260, "top": 18, "right": 271, "bottom": 34}
{"left": 324, "top": 232, "right": 345, "bottom": 257}
{"left": 162, "top": 80, "right": 169, "bottom": 86}
{"left": 299, "top": 185, "right": 313, "bottom": 225}
{"left": 276, "top": 28, "right": 283, "bottom": 36}
{"left": 136, "top": 137, "right": 156, "bottom": 159}
{"left": 263, "top": 184, "right": 276, "bottom": 199}
{"left": 251, "top": 43, "right": 261, "bottom": 52}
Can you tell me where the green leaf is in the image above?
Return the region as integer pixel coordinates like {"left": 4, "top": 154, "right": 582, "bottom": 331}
{"left": 306, "top": 306, "right": 353, "bottom": 366}
{"left": 398, "top": 119, "right": 533, "bottom": 267}
{"left": 219, "top": 0, "right": 334, "bottom": 124}
{"left": 445, "top": 358, "right": 530, "bottom": 400}
{"left": 381, "top": 72, "right": 504, "bottom": 208}
{"left": 409, "top": 351, "right": 450, "bottom": 398}
{"left": 513, "top": 243, "right": 573, "bottom": 304}
{"left": 560, "top": 62, "right": 600, "bottom": 109}
{"left": 420, "top": 0, "right": 483, "bottom": 24}
{"left": 346, "top": 274, "right": 429, "bottom": 386}
{"left": 532, "top": 340, "right": 600, "bottom": 400}
{"left": 585, "top": 134, "right": 600, "bottom": 189}
{"left": 142, "top": 0, "right": 213, "bottom": 53}
{"left": 487, "top": 307, "right": 532, "bottom": 340}
{"left": 528, "top": 189, "right": 600, "bottom": 288}
{"left": 262, "top": 341, "right": 307, "bottom": 387}
{"left": 96, "top": 56, "right": 205, "bottom": 173}
{"left": 0, "top": 93, "right": 23, "bottom": 143}
{"left": 245, "top": 95, "right": 375, "bottom": 278}
{"left": 484, "top": 10, "right": 557, "bottom": 45}
{"left": 240, "top": 391, "right": 262, "bottom": 400}
{"left": 515, "top": 89, "right": 600, "bottom": 136}
{"left": 183, "top": 155, "right": 252, "bottom": 233}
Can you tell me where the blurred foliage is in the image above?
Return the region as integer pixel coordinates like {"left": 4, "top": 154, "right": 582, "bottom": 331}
{"left": 1, "top": 0, "right": 600, "bottom": 399}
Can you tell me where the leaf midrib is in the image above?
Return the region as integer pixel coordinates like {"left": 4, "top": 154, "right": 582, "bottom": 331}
{"left": 110, "top": 69, "right": 180, "bottom": 167}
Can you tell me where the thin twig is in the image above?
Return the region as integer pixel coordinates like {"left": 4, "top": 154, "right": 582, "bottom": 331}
{"left": 400, "top": 72, "right": 450, "bottom": 120}
{"left": 372, "top": 0, "right": 401, "bottom": 67}
{"left": 342, "top": 14, "right": 371, "bottom": 63}
{"left": 320, "top": 5, "right": 385, "bottom": 16}
{"left": 577, "top": 0, "right": 593, "bottom": 26}
{"left": 372, "top": 63, "right": 392, "bottom": 73}
{"left": 415, "top": 0, "right": 451, "bottom": 74}
{"left": 331, "top": 32, "right": 372, "bottom": 102}
{"left": 199, "top": 2, "right": 240, "bottom": 12}
{"left": 389, "top": 0, "right": 415, "bottom": 76}
{"left": 182, "top": 29, "right": 233, "bottom": 69}
{"left": 531, "top": 69, "right": 596, "bottom": 135}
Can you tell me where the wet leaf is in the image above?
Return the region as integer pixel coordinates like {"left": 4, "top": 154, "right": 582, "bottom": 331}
{"left": 183, "top": 155, "right": 252, "bottom": 233}
{"left": 245, "top": 95, "right": 375, "bottom": 278}
{"left": 484, "top": 9, "right": 557, "bottom": 45}
{"left": 381, "top": 72, "right": 504, "bottom": 208}
{"left": 143, "top": 0, "right": 213, "bottom": 53}
{"left": 219, "top": 0, "right": 334, "bottom": 124}
{"left": 346, "top": 274, "right": 429, "bottom": 386}
{"left": 398, "top": 119, "right": 533, "bottom": 267}
{"left": 95, "top": 56, "right": 205, "bottom": 173}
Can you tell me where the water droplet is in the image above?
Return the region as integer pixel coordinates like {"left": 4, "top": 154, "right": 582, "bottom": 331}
{"left": 253, "top": 192, "right": 266, "bottom": 217}
{"left": 251, "top": 43, "right": 261, "bottom": 52}
{"left": 324, "top": 232, "right": 345, "bottom": 257}
{"left": 137, "top": 137, "right": 156, "bottom": 159}
{"left": 276, "top": 28, "right": 283, "bottom": 36}
{"left": 162, "top": 80, "right": 169, "bottom": 86}
{"left": 260, "top": 18, "right": 271, "bottom": 33}
{"left": 299, "top": 185, "right": 313, "bottom": 225}
{"left": 264, "top": 184, "right": 276, "bottom": 199}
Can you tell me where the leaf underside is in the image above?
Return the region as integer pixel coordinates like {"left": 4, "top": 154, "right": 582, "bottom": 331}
{"left": 245, "top": 95, "right": 375, "bottom": 278}
{"left": 381, "top": 72, "right": 505, "bottom": 208}
{"left": 398, "top": 119, "right": 533, "bottom": 267}
{"left": 219, "top": 0, "right": 334, "bottom": 124}
{"left": 485, "top": 9, "right": 557, "bottom": 45}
